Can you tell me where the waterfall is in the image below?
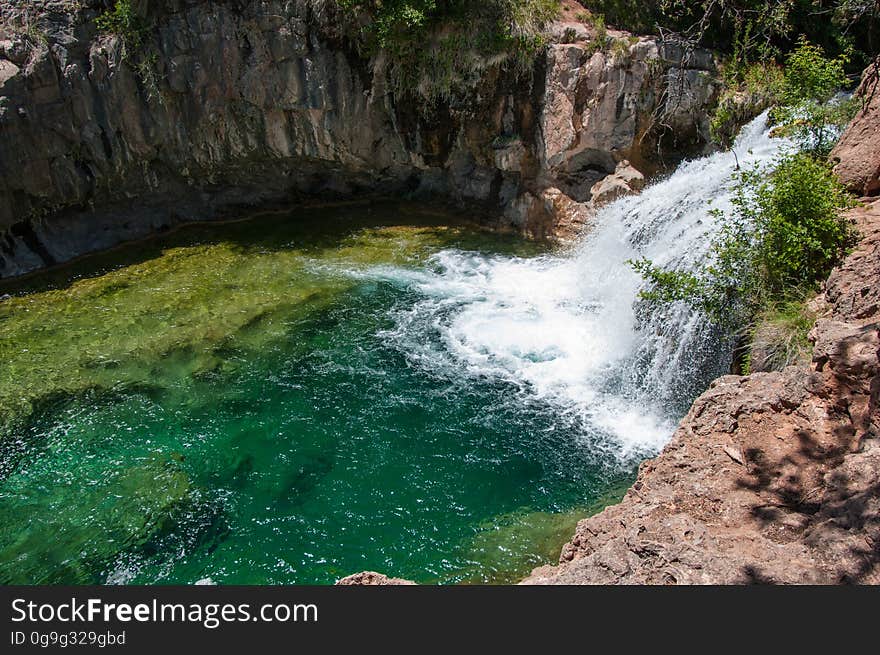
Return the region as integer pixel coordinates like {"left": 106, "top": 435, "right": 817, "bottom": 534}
{"left": 371, "top": 113, "right": 787, "bottom": 464}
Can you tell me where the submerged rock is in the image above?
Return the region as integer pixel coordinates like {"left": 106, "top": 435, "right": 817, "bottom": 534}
{"left": 0, "top": 454, "right": 221, "bottom": 584}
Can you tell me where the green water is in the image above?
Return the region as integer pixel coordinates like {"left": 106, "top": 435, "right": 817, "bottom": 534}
{"left": 0, "top": 203, "right": 633, "bottom": 585}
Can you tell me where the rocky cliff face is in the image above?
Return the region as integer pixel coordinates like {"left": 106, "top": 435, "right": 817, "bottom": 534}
{"left": 523, "top": 199, "right": 880, "bottom": 584}
{"left": 0, "top": 0, "right": 716, "bottom": 277}
{"left": 831, "top": 60, "right": 880, "bottom": 197}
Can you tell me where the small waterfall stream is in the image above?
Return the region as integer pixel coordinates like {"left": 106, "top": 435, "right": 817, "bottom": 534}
{"left": 373, "top": 113, "right": 786, "bottom": 463}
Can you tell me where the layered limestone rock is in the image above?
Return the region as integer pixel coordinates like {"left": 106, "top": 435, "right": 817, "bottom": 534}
{"left": 522, "top": 199, "right": 880, "bottom": 585}
{"left": 0, "top": 0, "right": 716, "bottom": 277}
{"left": 831, "top": 60, "right": 880, "bottom": 197}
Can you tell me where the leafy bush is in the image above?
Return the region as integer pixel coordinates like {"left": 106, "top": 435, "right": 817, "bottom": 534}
{"left": 756, "top": 153, "right": 856, "bottom": 289}
{"left": 710, "top": 61, "right": 785, "bottom": 146}
{"left": 631, "top": 153, "right": 856, "bottom": 330}
{"left": 339, "top": 0, "right": 437, "bottom": 50}
{"left": 95, "top": 0, "right": 163, "bottom": 99}
{"left": 338, "top": 0, "right": 559, "bottom": 100}
{"left": 782, "top": 37, "right": 850, "bottom": 102}
{"left": 96, "top": 0, "right": 147, "bottom": 58}
{"left": 629, "top": 174, "right": 761, "bottom": 331}
{"left": 578, "top": 0, "right": 876, "bottom": 71}
{"left": 771, "top": 38, "right": 857, "bottom": 156}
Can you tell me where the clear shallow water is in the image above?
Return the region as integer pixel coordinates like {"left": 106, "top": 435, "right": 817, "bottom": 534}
{"left": 0, "top": 205, "right": 631, "bottom": 584}
{"left": 0, "top": 115, "right": 784, "bottom": 585}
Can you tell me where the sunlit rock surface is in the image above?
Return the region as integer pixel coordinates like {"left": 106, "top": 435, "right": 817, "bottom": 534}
{"left": 831, "top": 59, "right": 880, "bottom": 197}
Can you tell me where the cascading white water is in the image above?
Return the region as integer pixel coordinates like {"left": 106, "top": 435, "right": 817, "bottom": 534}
{"left": 363, "top": 113, "right": 787, "bottom": 464}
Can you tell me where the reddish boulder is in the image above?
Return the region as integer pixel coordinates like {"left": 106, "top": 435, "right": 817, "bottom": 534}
{"left": 831, "top": 60, "right": 880, "bottom": 196}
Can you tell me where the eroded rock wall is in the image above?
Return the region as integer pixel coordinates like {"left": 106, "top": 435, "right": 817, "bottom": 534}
{"left": 831, "top": 59, "right": 880, "bottom": 196}
{"left": 0, "top": 0, "right": 716, "bottom": 277}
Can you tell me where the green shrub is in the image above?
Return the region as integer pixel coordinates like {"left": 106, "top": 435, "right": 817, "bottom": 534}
{"left": 709, "top": 101, "right": 737, "bottom": 147}
{"left": 712, "top": 40, "right": 856, "bottom": 153}
{"left": 96, "top": 0, "right": 147, "bottom": 58}
{"left": 771, "top": 38, "right": 857, "bottom": 156}
{"left": 630, "top": 153, "right": 856, "bottom": 330}
{"left": 585, "top": 13, "right": 609, "bottom": 55}
{"left": 746, "top": 297, "right": 817, "bottom": 373}
{"left": 610, "top": 36, "right": 632, "bottom": 60}
{"left": 782, "top": 37, "right": 851, "bottom": 103}
{"left": 96, "top": 0, "right": 163, "bottom": 98}
{"left": 337, "top": 0, "right": 559, "bottom": 100}
{"left": 756, "top": 153, "right": 856, "bottom": 291}
{"left": 710, "top": 61, "right": 785, "bottom": 147}
{"left": 578, "top": 0, "right": 875, "bottom": 70}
